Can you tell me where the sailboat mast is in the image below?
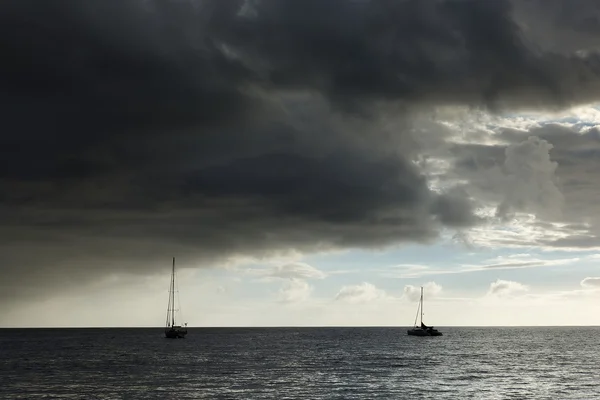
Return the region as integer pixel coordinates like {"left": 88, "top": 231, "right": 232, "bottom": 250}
{"left": 420, "top": 286, "right": 423, "bottom": 326}
{"left": 171, "top": 257, "right": 175, "bottom": 327}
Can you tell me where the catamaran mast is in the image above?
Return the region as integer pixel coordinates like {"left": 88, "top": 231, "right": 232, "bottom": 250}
{"left": 171, "top": 257, "right": 176, "bottom": 327}
{"left": 420, "top": 286, "right": 423, "bottom": 326}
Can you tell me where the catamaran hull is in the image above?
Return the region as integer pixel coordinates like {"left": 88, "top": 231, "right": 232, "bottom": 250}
{"left": 407, "top": 328, "right": 443, "bottom": 336}
{"left": 165, "top": 329, "right": 187, "bottom": 339}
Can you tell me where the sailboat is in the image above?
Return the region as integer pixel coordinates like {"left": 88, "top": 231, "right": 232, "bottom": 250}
{"left": 165, "top": 257, "right": 188, "bottom": 339}
{"left": 407, "top": 286, "right": 442, "bottom": 336}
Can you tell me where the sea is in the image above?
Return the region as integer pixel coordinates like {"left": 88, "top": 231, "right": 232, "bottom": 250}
{"left": 1, "top": 327, "right": 599, "bottom": 399}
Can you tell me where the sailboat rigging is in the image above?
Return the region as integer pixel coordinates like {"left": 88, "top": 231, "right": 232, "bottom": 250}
{"left": 165, "top": 257, "right": 188, "bottom": 339}
{"left": 407, "top": 286, "right": 442, "bottom": 336}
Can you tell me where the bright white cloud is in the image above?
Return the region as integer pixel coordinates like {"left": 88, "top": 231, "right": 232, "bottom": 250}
{"left": 403, "top": 282, "right": 442, "bottom": 302}
{"left": 459, "top": 213, "right": 600, "bottom": 252}
{"left": 335, "top": 282, "right": 387, "bottom": 303}
{"left": 278, "top": 279, "right": 312, "bottom": 304}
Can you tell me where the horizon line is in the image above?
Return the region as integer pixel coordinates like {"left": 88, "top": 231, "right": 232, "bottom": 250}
{"left": 1, "top": 324, "right": 599, "bottom": 329}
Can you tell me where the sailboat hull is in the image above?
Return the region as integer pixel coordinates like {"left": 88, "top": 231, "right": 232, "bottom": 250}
{"left": 407, "top": 328, "right": 443, "bottom": 336}
{"left": 165, "top": 328, "right": 187, "bottom": 339}
{"left": 407, "top": 328, "right": 429, "bottom": 336}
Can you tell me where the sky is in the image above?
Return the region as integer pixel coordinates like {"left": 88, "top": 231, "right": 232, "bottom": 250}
{"left": 2, "top": 0, "right": 600, "bottom": 327}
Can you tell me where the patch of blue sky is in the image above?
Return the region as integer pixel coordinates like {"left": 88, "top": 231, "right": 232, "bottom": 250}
{"left": 502, "top": 104, "right": 600, "bottom": 127}
{"left": 211, "top": 236, "right": 599, "bottom": 301}
{"left": 304, "top": 243, "right": 595, "bottom": 293}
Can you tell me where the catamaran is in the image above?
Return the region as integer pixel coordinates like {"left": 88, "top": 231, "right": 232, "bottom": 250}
{"left": 407, "top": 286, "right": 442, "bottom": 336}
{"left": 165, "top": 257, "right": 188, "bottom": 338}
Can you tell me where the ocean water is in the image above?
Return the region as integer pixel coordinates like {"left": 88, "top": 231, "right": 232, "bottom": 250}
{"left": 1, "top": 327, "right": 599, "bottom": 399}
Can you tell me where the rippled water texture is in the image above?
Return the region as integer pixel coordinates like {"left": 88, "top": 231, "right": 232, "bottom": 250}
{"left": 1, "top": 327, "right": 599, "bottom": 399}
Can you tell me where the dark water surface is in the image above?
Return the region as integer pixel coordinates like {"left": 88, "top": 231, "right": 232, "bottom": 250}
{"left": 1, "top": 327, "right": 599, "bottom": 399}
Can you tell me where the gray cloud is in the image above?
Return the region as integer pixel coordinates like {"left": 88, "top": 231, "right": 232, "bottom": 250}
{"left": 512, "top": 0, "right": 600, "bottom": 54}
{"left": 447, "top": 135, "right": 565, "bottom": 221}
{"left": 450, "top": 120, "right": 600, "bottom": 245}
{"left": 487, "top": 279, "right": 529, "bottom": 297}
{"left": 2, "top": 0, "right": 600, "bottom": 310}
{"left": 581, "top": 277, "right": 600, "bottom": 288}
{"left": 480, "top": 261, "right": 541, "bottom": 270}
{"left": 497, "top": 136, "right": 564, "bottom": 219}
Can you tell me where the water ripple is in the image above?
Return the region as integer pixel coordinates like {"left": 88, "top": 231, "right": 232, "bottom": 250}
{"left": 1, "top": 327, "right": 599, "bottom": 399}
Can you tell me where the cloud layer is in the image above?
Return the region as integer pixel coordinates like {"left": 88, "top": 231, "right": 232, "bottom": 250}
{"left": 3, "top": 0, "right": 600, "bottom": 309}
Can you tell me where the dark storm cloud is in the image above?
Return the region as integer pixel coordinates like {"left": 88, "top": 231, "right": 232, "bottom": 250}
{"left": 219, "top": 0, "right": 600, "bottom": 109}
{"left": 512, "top": 0, "right": 600, "bottom": 54}
{"left": 2, "top": 0, "right": 600, "bottom": 307}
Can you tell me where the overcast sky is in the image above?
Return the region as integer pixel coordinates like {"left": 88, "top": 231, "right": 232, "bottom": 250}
{"left": 2, "top": 0, "right": 600, "bottom": 327}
